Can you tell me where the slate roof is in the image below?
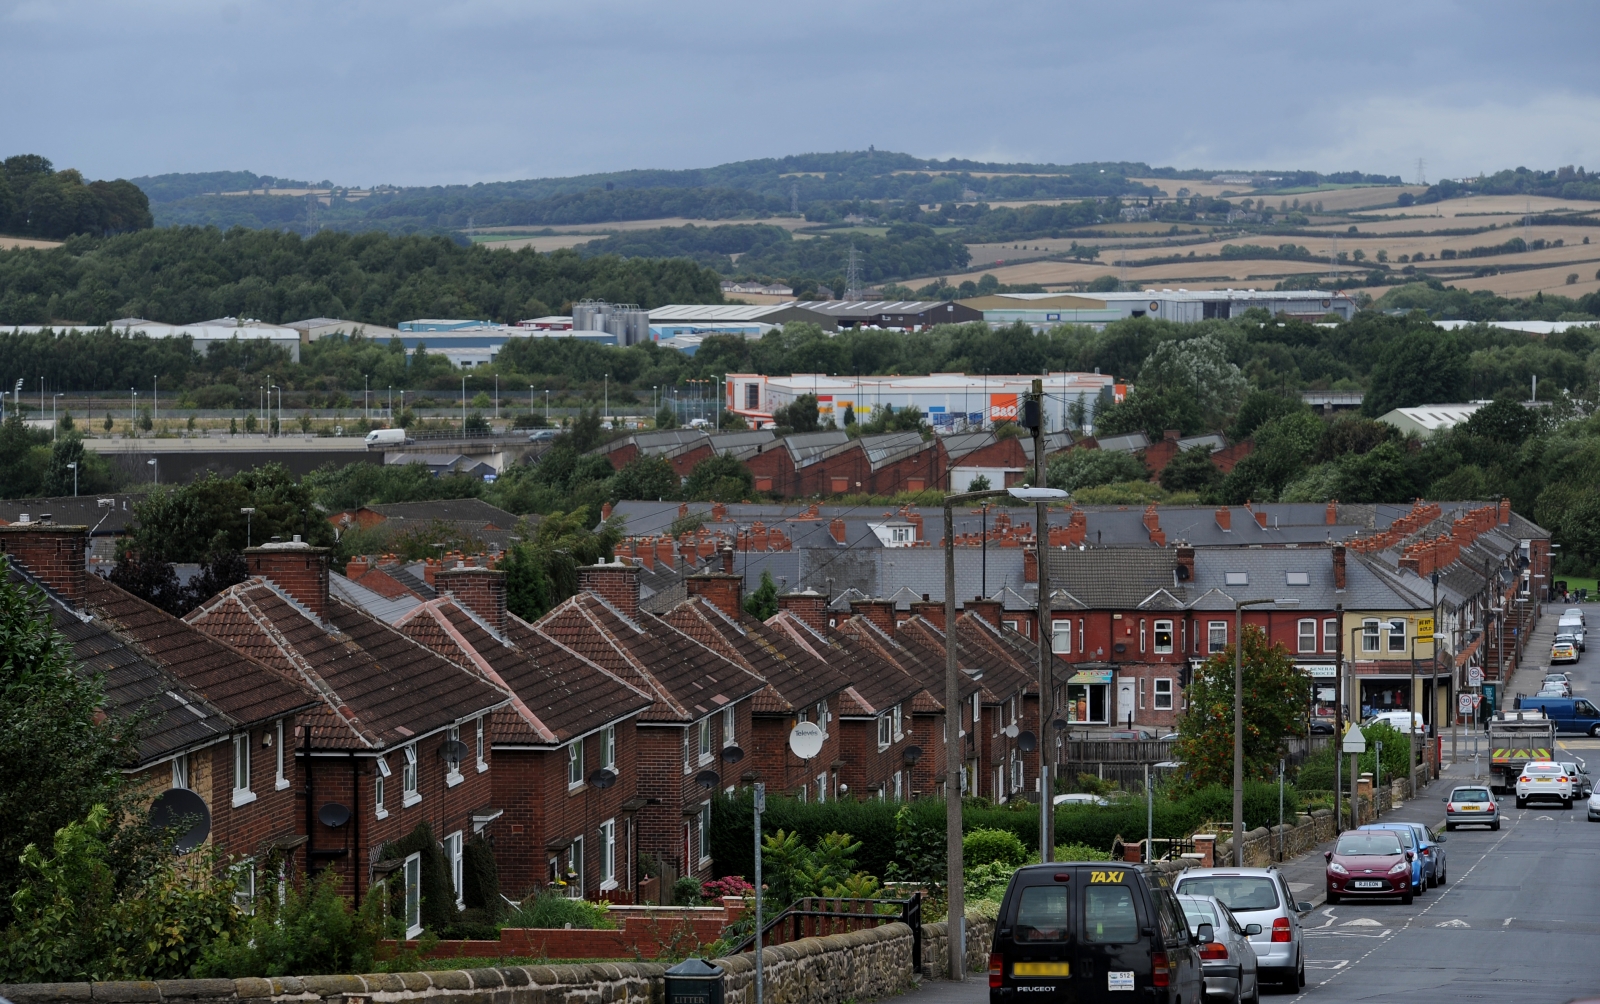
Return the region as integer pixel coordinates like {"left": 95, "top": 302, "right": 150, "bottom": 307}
{"left": 331, "top": 571, "right": 423, "bottom": 623}
{"left": 366, "top": 499, "right": 523, "bottom": 527}
{"left": 1044, "top": 549, "right": 1184, "bottom": 609}
{"left": 185, "top": 579, "right": 511, "bottom": 749}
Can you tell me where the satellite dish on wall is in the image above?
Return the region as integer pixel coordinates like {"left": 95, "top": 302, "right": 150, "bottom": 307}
{"left": 1017, "top": 730, "right": 1038, "bottom": 753}
{"left": 720, "top": 744, "right": 745, "bottom": 764}
{"left": 1051, "top": 717, "right": 1069, "bottom": 731}
{"left": 789, "top": 721, "right": 825, "bottom": 760}
{"left": 439, "top": 740, "right": 470, "bottom": 762}
{"left": 318, "top": 802, "right": 352, "bottom": 828}
{"left": 149, "top": 787, "right": 211, "bottom": 853}
{"left": 903, "top": 745, "right": 923, "bottom": 764}
{"left": 1003, "top": 724, "right": 1020, "bottom": 739}
{"left": 696, "top": 769, "right": 722, "bottom": 789}
{"left": 589, "top": 768, "right": 618, "bottom": 789}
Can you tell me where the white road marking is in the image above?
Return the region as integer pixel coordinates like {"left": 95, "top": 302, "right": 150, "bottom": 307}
{"left": 1504, "top": 916, "right": 1514, "bottom": 926}
{"left": 1340, "top": 918, "right": 1382, "bottom": 926}
{"left": 1435, "top": 918, "right": 1470, "bottom": 928}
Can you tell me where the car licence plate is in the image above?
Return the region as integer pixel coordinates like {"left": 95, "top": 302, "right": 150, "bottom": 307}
{"left": 1352, "top": 881, "right": 1385, "bottom": 889}
{"left": 1014, "top": 963, "right": 1071, "bottom": 977}
{"left": 1108, "top": 971, "right": 1134, "bottom": 991}
{"left": 1461, "top": 805, "right": 1480, "bottom": 810}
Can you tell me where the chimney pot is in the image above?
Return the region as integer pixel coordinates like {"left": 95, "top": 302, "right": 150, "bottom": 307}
{"left": 246, "top": 542, "right": 331, "bottom": 619}
{"left": 579, "top": 560, "right": 642, "bottom": 619}
{"left": 0, "top": 522, "right": 89, "bottom": 605}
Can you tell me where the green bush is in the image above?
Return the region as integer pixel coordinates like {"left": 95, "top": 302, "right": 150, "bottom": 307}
{"left": 376, "top": 823, "right": 459, "bottom": 936}
{"left": 963, "top": 828, "right": 1027, "bottom": 868}
{"left": 461, "top": 835, "right": 501, "bottom": 921}
{"left": 195, "top": 868, "right": 387, "bottom": 978}
{"left": 500, "top": 892, "right": 616, "bottom": 930}
{"left": 1296, "top": 722, "right": 1413, "bottom": 790}
{"left": 671, "top": 876, "right": 704, "bottom": 907}
{"left": 1054, "top": 842, "right": 1113, "bottom": 862}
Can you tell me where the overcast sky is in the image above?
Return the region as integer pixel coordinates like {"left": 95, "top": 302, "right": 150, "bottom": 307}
{"left": 4, "top": 0, "right": 1597, "bottom": 188}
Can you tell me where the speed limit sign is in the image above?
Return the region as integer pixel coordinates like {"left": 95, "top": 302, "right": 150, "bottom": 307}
{"left": 1467, "top": 666, "right": 1484, "bottom": 686}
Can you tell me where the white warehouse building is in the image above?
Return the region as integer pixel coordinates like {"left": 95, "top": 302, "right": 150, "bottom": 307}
{"left": 969, "top": 289, "right": 1358, "bottom": 324}
{"left": 725, "top": 371, "right": 1123, "bottom": 430}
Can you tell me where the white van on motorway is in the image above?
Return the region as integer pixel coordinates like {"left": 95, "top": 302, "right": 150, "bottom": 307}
{"left": 364, "top": 428, "right": 408, "bottom": 448}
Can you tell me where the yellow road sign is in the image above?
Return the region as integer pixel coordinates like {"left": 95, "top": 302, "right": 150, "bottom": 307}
{"left": 1417, "top": 617, "right": 1434, "bottom": 640}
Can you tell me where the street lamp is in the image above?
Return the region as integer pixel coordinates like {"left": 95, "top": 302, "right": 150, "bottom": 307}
{"left": 146, "top": 458, "right": 158, "bottom": 485}
{"left": 66, "top": 461, "right": 77, "bottom": 497}
{"left": 1233, "top": 597, "right": 1275, "bottom": 866}
{"left": 241, "top": 507, "right": 256, "bottom": 547}
{"left": 943, "top": 483, "right": 1068, "bottom": 980}
{"left": 53, "top": 393, "right": 62, "bottom": 440}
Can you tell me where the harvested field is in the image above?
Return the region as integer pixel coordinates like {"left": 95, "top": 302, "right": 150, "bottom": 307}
{"left": 1239, "top": 185, "right": 1425, "bottom": 213}
{"left": 1360, "top": 195, "right": 1593, "bottom": 218}
{"left": 936, "top": 256, "right": 1330, "bottom": 290}
{"left": 1452, "top": 262, "right": 1600, "bottom": 299}
{"left": 0, "top": 235, "right": 64, "bottom": 251}
{"left": 1128, "top": 179, "right": 1251, "bottom": 199}
{"left": 475, "top": 216, "right": 813, "bottom": 235}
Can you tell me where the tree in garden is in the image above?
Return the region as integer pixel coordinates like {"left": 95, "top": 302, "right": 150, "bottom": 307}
{"left": 1174, "top": 624, "right": 1310, "bottom": 787}
{"left": 1047, "top": 447, "right": 1149, "bottom": 492}
{"left": 683, "top": 452, "right": 754, "bottom": 502}
{"left": 743, "top": 569, "right": 778, "bottom": 620}
{"left": 501, "top": 511, "right": 620, "bottom": 621}
{"left": 1158, "top": 445, "right": 1222, "bottom": 493}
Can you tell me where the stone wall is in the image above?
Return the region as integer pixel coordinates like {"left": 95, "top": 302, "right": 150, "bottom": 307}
{"left": 922, "top": 910, "right": 998, "bottom": 979}
{"left": 0, "top": 924, "right": 913, "bottom": 1004}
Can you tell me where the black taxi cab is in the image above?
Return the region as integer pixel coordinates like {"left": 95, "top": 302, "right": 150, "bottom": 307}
{"left": 989, "top": 862, "right": 1204, "bottom": 1002}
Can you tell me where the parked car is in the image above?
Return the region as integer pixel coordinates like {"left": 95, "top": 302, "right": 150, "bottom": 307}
{"left": 1551, "top": 640, "right": 1579, "bottom": 665}
{"left": 1588, "top": 787, "right": 1600, "bottom": 822}
{"left": 1558, "top": 615, "right": 1586, "bottom": 650}
{"left": 1538, "top": 684, "right": 1572, "bottom": 698}
{"left": 1324, "top": 829, "right": 1415, "bottom": 905}
{"left": 988, "top": 862, "right": 1204, "bottom": 1001}
{"left": 1516, "top": 760, "right": 1574, "bottom": 808}
{"left": 1563, "top": 606, "right": 1587, "bottom": 626}
{"left": 1357, "top": 824, "right": 1427, "bottom": 892}
{"left": 1515, "top": 696, "right": 1600, "bottom": 736}
{"left": 1396, "top": 822, "right": 1447, "bottom": 887}
{"left": 1172, "top": 867, "right": 1309, "bottom": 991}
{"left": 1309, "top": 717, "right": 1336, "bottom": 735}
{"left": 1364, "top": 710, "right": 1425, "bottom": 734}
{"left": 1444, "top": 785, "right": 1500, "bottom": 830}
{"left": 1053, "top": 793, "right": 1110, "bottom": 807}
{"left": 1560, "top": 760, "right": 1593, "bottom": 798}
{"left": 1178, "top": 894, "right": 1261, "bottom": 1004}
{"left": 1106, "top": 729, "right": 1156, "bottom": 740}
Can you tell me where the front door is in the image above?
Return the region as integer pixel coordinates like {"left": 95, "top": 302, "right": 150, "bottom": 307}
{"left": 1117, "top": 678, "right": 1136, "bottom": 726}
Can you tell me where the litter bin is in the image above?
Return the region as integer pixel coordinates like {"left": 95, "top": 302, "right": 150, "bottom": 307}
{"left": 664, "top": 958, "right": 724, "bottom": 1004}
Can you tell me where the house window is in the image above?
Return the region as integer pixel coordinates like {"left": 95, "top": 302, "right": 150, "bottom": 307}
{"left": 1139, "top": 619, "right": 1147, "bottom": 653}
{"left": 233, "top": 734, "right": 255, "bottom": 807}
{"left": 816, "top": 699, "right": 830, "bottom": 730}
{"left": 1011, "top": 753, "right": 1023, "bottom": 792}
{"left": 972, "top": 693, "right": 982, "bottom": 726}
{"left": 698, "top": 718, "right": 713, "bottom": 762}
{"left": 890, "top": 526, "right": 913, "bottom": 543}
{"left": 402, "top": 744, "right": 420, "bottom": 806}
{"left": 599, "top": 819, "right": 617, "bottom": 890}
{"left": 568, "top": 740, "right": 584, "bottom": 787}
{"left": 445, "top": 725, "right": 462, "bottom": 783}
{"left": 172, "top": 753, "right": 189, "bottom": 790}
{"left": 1323, "top": 618, "right": 1338, "bottom": 653}
{"left": 723, "top": 707, "right": 736, "bottom": 746}
{"left": 878, "top": 714, "right": 892, "bottom": 749}
{"left": 275, "top": 719, "right": 288, "bottom": 789}
{"left": 1298, "top": 619, "right": 1317, "bottom": 653}
{"left": 475, "top": 716, "right": 487, "bottom": 771}
{"left": 443, "top": 831, "right": 464, "bottom": 908}
{"left": 683, "top": 727, "right": 691, "bottom": 774}
{"left": 603, "top": 725, "right": 617, "bottom": 771}
{"left": 1139, "top": 677, "right": 1146, "bottom": 709}
{"left": 894, "top": 770, "right": 904, "bottom": 800}
{"left": 698, "top": 803, "right": 713, "bottom": 865}
{"left": 232, "top": 857, "right": 256, "bottom": 913}
{"left": 403, "top": 852, "right": 423, "bottom": 938}
{"left": 374, "top": 756, "right": 389, "bottom": 817}
{"left": 1388, "top": 618, "right": 1407, "bottom": 652}
{"left": 1154, "top": 678, "right": 1174, "bottom": 711}
{"left": 567, "top": 838, "right": 585, "bottom": 898}
{"left": 1153, "top": 620, "right": 1173, "bottom": 655}
{"left": 893, "top": 703, "right": 903, "bottom": 740}
{"left": 1208, "top": 621, "right": 1228, "bottom": 654}
{"left": 1362, "top": 618, "right": 1380, "bottom": 652}
{"left": 816, "top": 771, "right": 828, "bottom": 803}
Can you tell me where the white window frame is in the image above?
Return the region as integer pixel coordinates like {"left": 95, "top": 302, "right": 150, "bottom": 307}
{"left": 1154, "top": 678, "right": 1174, "bottom": 711}
{"left": 1362, "top": 618, "right": 1381, "bottom": 652}
{"left": 275, "top": 719, "right": 289, "bottom": 790}
{"left": 722, "top": 707, "right": 736, "bottom": 747}
{"left": 1153, "top": 619, "right": 1173, "bottom": 655}
{"left": 568, "top": 740, "right": 584, "bottom": 789}
{"left": 374, "top": 756, "right": 389, "bottom": 818}
{"left": 683, "top": 726, "right": 692, "bottom": 774}
{"left": 475, "top": 716, "right": 488, "bottom": 772}
{"left": 403, "top": 851, "right": 423, "bottom": 938}
{"left": 445, "top": 725, "right": 464, "bottom": 787}
{"left": 894, "top": 770, "right": 904, "bottom": 800}
{"left": 1298, "top": 618, "right": 1317, "bottom": 654}
{"left": 972, "top": 692, "right": 982, "bottom": 726}
{"left": 402, "top": 744, "right": 421, "bottom": 807}
{"left": 1139, "top": 618, "right": 1147, "bottom": 653}
{"left": 172, "top": 752, "right": 189, "bottom": 790}
{"left": 567, "top": 837, "right": 585, "bottom": 899}
{"left": 698, "top": 802, "right": 713, "bottom": 866}
{"left": 816, "top": 699, "right": 830, "bottom": 730}
{"left": 1208, "top": 621, "right": 1228, "bottom": 655}
{"left": 797, "top": 783, "right": 808, "bottom": 803}
{"left": 1139, "top": 676, "right": 1146, "bottom": 710}
{"left": 1323, "top": 618, "right": 1338, "bottom": 654}
{"left": 1387, "top": 618, "right": 1407, "bottom": 652}
{"left": 893, "top": 703, "right": 903, "bottom": 740}
{"left": 231, "top": 857, "right": 256, "bottom": 913}
{"left": 599, "top": 818, "right": 617, "bottom": 890}
{"left": 1052, "top": 618, "right": 1072, "bottom": 654}
{"left": 444, "top": 830, "right": 464, "bottom": 909}
{"left": 878, "top": 714, "right": 891, "bottom": 750}
{"left": 603, "top": 725, "right": 617, "bottom": 771}
{"left": 816, "top": 771, "right": 828, "bottom": 803}
{"left": 698, "top": 718, "right": 713, "bottom": 764}
{"left": 232, "top": 733, "right": 256, "bottom": 807}
{"left": 1010, "top": 752, "right": 1023, "bottom": 792}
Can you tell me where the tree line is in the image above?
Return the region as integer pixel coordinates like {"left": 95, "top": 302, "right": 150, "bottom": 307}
{"left": 1, "top": 154, "right": 152, "bottom": 240}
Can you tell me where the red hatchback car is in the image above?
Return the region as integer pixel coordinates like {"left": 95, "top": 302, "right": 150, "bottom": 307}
{"left": 1325, "top": 829, "right": 1415, "bottom": 905}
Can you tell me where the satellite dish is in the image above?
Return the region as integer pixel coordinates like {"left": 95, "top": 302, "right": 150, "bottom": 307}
{"left": 589, "top": 768, "right": 618, "bottom": 789}
{"left": 1003, "top": 724, "right": 1020, "bottom": 739}
{"left": 318, "top": 802, "right": 352, "bottom": 828}
{"left": 696, "top": 769, "right": 722, "bottom": 789}
{"left": 1017, "top": 730, "right": 1038, "bottom": 753}
{"left": 789, "top": 721, "right": 825, "bottom": 760}
{"left": 439, "top": 740, "right": 470, "bottom": 762}
{"left": 903, "top": 744, "right": 923, "bottom": 764}
{"left": 720, "top": 744, "right": 745, "bottom": 764}
{"left": 149, "top": 787, "right": 211, "bottom": 853}
{"left": 1052, "top": 717, "right": 1069, "bottom": 731}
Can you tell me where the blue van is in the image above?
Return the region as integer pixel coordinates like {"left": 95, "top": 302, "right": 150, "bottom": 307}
{"left": 1518, "top": 696, "right": 1600, "bottom": 735}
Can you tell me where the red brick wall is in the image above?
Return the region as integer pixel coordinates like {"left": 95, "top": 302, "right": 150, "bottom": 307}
{"left": 435, "top": 567, "right": 508, "bottom": 632}
{"left": 206, "top": 719, "right": 305, "bottom": 875}
{"left": 745, "top": 446, "right": 799, "bottom": 498}
{"left": 684, "top": 574, "right": 742, "bottom": 620}
{"left": 0, "top": 524, "right": 88, "bottom": 603}
{"left": 748, "top": 708, "right": 843, "bottom": 795}
{"left": 668, "top": 445, "right": 714, "bottom": 481}
{"left": 866, "top": 440, "right": 947, "bottom": 496}
{"left": 247, "top": 545, "right": 330, "bottom": 619}
{"left": 603, "top": 443, "right": 640, "bottom": 472}
{"left": 578, "top": 563, "right": 641, "bottom": 619}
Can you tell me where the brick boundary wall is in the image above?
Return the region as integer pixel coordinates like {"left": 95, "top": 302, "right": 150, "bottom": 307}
{"left": 0, "top": 923, "right": 914, "bottom": 1004}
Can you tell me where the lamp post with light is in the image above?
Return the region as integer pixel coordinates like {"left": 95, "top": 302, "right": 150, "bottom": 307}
{"left": 66, "top": 462, "right": 77, "bottom": 497}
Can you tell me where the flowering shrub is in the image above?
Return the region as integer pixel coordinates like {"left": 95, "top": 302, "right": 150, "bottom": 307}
{"left": 702, "top": 874, "right": 755, "bottom": 899}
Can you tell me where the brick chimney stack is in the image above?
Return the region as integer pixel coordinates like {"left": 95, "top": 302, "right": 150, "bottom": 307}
{"left": 1254, "top": 508, "right": 1269, "bottom": 529}
{"left": 1332, "top": 544, "right": 1347, "bottom": 590}
{"left": 1499, "top": 497, "right": 1511, "bottom": 525}
{"left": 247, "top": 539, "right": 330, "bottom": 619}
{"left": 579, "top": 559, "right": 642, "bottom": 619}
{"left": 966, "top": 596, "right": 1002, "bottom": 627}
{"left": 1325, "top": 500, "right": 1339, "bottom": 526}
{"left": 830, "top": 518, "right": 847, "bottom": 544}
{"left": 850, "top": 598, "right": 896, "bottom": 635}
{"left": 0, "top": 520, "right": 88, "bottom": 605}
{"left": 1023, "top": 549, "right": 1038, "bottom": 583}
{"left": 1215, "top": 507, "right": 1232, "bottom": 530}
{"left": 910, "top": 594, "right": 946, "bottom": 629}
{"left": 1175, "top": 544, "right": 1195, "bottom": 583}
{"left": 436, "top": 564, "right": 508, "bottom": 632}
{"left": 686, "top": 568, "right": 744, "bottom": 620}
{"left": 776, "top": 589, "right": 827, "bottom": 631}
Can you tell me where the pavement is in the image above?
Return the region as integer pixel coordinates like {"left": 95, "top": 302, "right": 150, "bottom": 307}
{"left": 901, "top": 606, "right": 1600, "bottom": 1003}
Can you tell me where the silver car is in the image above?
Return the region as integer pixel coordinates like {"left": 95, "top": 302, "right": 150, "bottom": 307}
{"left": 1174, "top": 867, "right": 1311, "bottom": 991}
{"left": 1180, "top": 893, "right": 1261, "bottom": 1004}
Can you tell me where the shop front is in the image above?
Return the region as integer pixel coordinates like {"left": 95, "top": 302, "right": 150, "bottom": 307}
{"left": 1302, "top": 663, "right": 1338, "bottom": 729}
{"left": 1063, "top": 666, "right": 1112, "bottom": 725}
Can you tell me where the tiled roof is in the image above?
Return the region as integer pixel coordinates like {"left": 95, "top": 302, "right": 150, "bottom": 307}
{"left": 330, "top": 571, "right": 422, "bottom": 623}
{"left": 185, "top": 579, "right": 510, "bottom": 749}
{"left": 366, "top": 499, "right": 523, "bottom": 527}
{"left": 345, "top": 566, "right": 421, "bottom": 600}
{"left": 833, "top": 614, "right": 953, "bottom": 712}
{"left": 656, "top": 597, "right": 850, "bottom": 715}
